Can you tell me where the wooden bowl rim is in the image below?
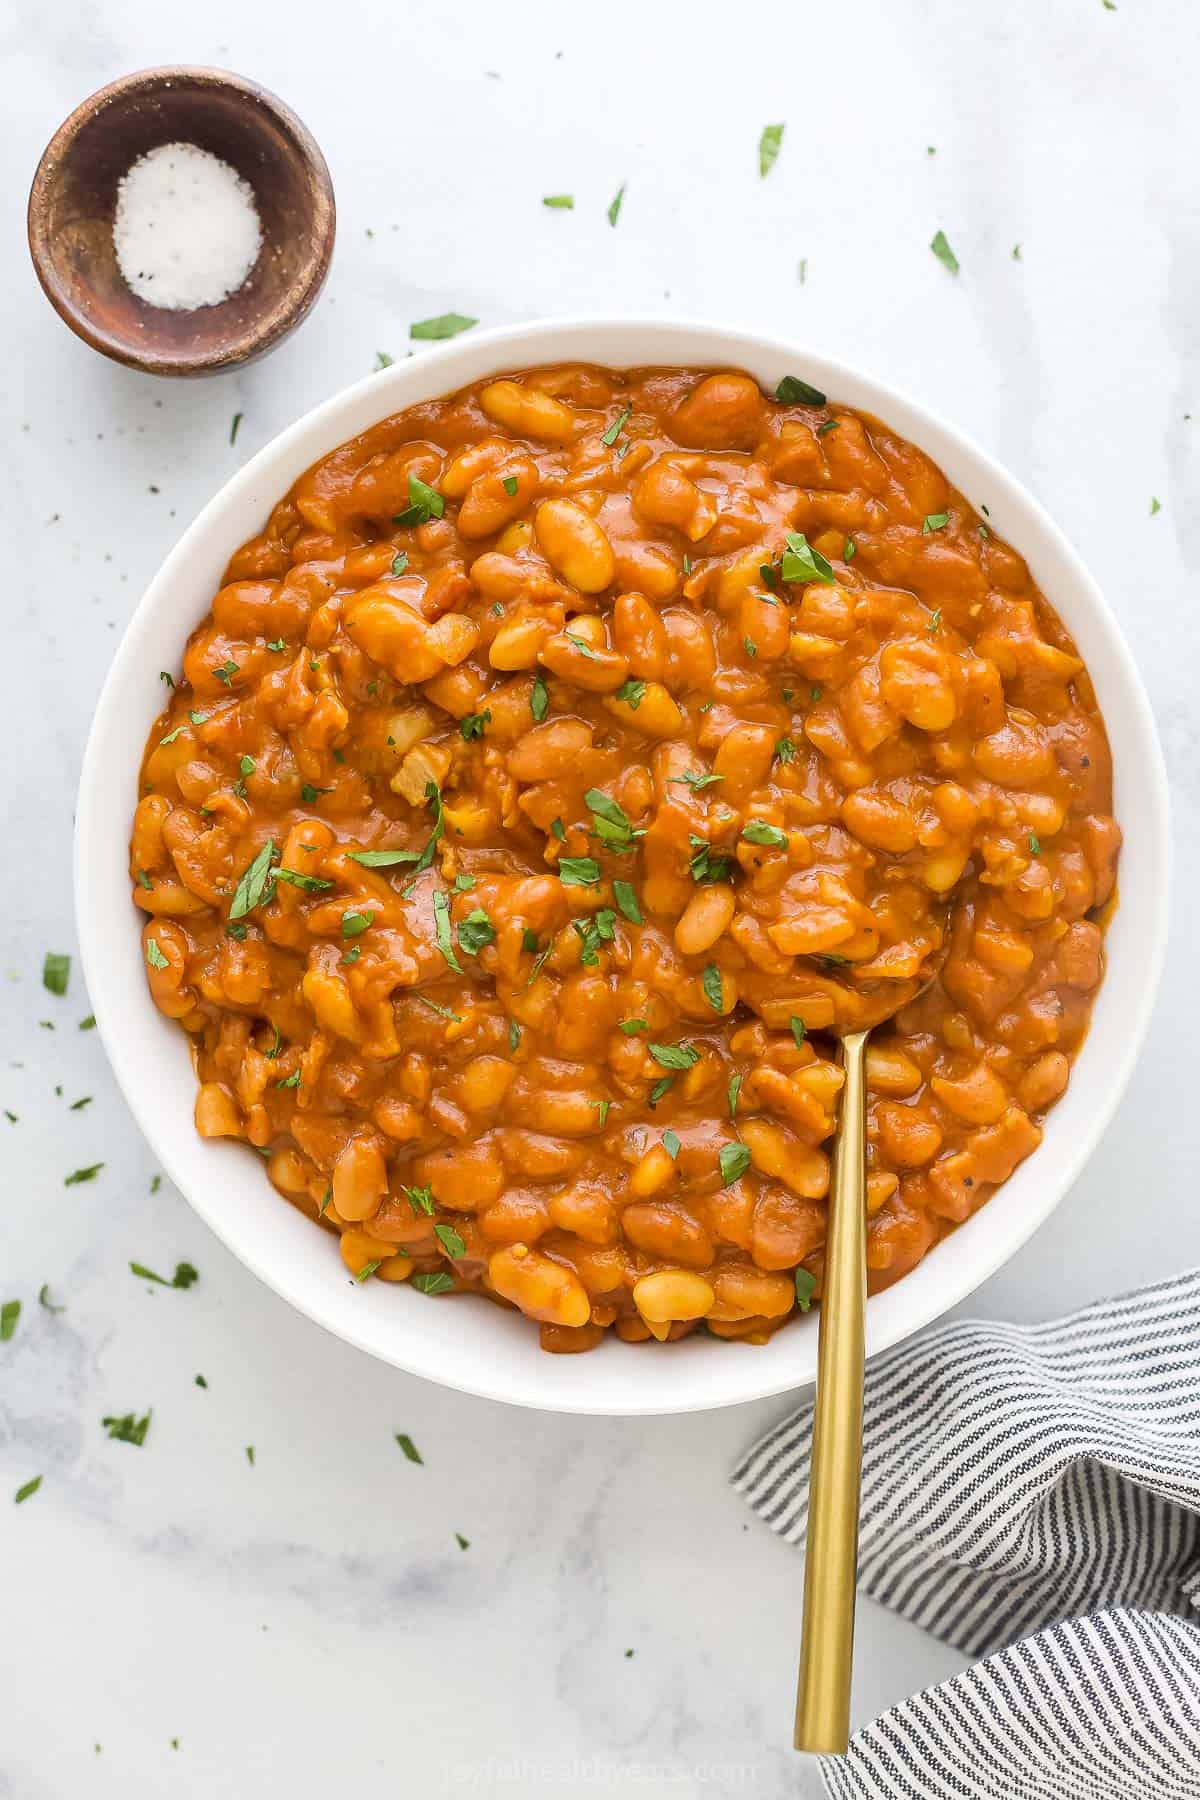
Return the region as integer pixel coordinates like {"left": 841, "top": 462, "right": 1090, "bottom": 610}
{"left": 27, "top": 65, "right": 336, "bottom": 377}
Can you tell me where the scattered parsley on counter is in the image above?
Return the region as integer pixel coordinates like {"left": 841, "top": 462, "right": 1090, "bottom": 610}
{"left": 930, "top": 229, "right": 960, "bottom": 275}
{"left": 245, "top": 1446, "right": 255, "bottom": 1466}
{"left": 375, "top": 351, "right": 394, "bottom": 370}
{"left": 42, "top": 953, "right": 70, "bottom": 996}
{"left": 14, "top": 1475, "right": 42, "bottom": 1504}
{"left": 410, "top": 314, "right": 478, "bottom": 341}
{"left": 65, "top": 1165, "right": 103, "bottom": 1186}
{"left": 758, "top": 122, "right": 785, "bottom": 177}
{"left": 455, "top": 1532, "right": 470, "bottom": 1549}
{"left": 1, "top": 1300, "right": 20, "bottom": 1341}
{"left": 103, "top": 1410, "right": 151, "bottom": 1447}
{"left": 607, "top": 182, "right": 626, "bottom": 226}
{"left": 79, "top": 1015, "right": 96, "bottom": 1031}
{"left": 396, "top": 1433, "right": 423, "bottom": 1464}
{"left": 1150, "top": 496, "right": 1162, "bottom": 516}
{"left": 129, "top": 1261, "right": 199, "bottom": 1290}
{"left": 38, "top": 1284, "right": 65, "bottom": 1313}
{"left": 230, "top": 412, "right": 243, "bottom": 446}
{"left": 194, "top": 1374, "right": 208, "bottom": 1389}
{"left": 543, "top": 194, "right": 574, "bottom": 209}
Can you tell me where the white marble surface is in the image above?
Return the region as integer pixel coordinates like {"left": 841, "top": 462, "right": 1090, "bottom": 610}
{"left": 2, "top": 1, "right": 1198, "bottom": 1793}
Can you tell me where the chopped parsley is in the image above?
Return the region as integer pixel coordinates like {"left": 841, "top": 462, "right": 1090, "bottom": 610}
{"left": 775, "top": 737, "right": 797, "bottom": 764}
{"left": 459, "top": 709, "right": 492, "bottom": 741}
{"left": 614, "top": 678, "right": 645, "bottom": 709}
{"left": 775, "top": 375, "right": 826, "bottom": 407}
{"left": 396, "top": 1433, "right": 423, "bottom": 1463}
{"left": 434, "top": 1222, "right": 466, "bottom": 1259}
{"left": 702, "top": 965, "right": 723, "bottom": 1012}
{"left": 433, "top": 892, "right": 463, "bottom": 972}
{"left": 719, "top": 1142, "right": 751, "bottom": 1185}
{"left": 743, "top": 637, "right": 758, "bottom": 658}
{"left": 229, "top": 839, "right": 277, "bottom": 920}
{"left": 662, "top": 1130, "right": 681, "bottom": 1160}
{"left": 404, "top": 1184, "right": 436, "bottom": 1216}
{"left": 923, "top": 512, "right": 950, "bottom": 533}
{"left": 585, "top": 788, "right": 641, "bottom": 851}
{"left": 928, "top": 608, "right": 943, "bottom": 634}
{"left": 413, "top": 994, "right": 463, "bottom": 1023}
{"left": 1, "top": 1300, "right": 19, "bottom": 1341}
{"left": 501, "top": 475, "right": 519, "bottom": 497}
{"left": 558, "top": 856, "right": 601, "bottom": 887}
{"left": 213, "top": 660, "right": 239, "bottom": 686}
{"left": 457, "top": 908, "right": 495, "bottom": 956}
{"left": 795, "top": 1268, "right": 817, "bottom": 1311}
{"left": 648, "top": 1076, "right": 673, "bottom": 1107}
{"left": 274, "top": 868, "right": 334, "bottom": 894}
{"left": 14, "top": 1475, "right": 42, "bottom": 1504}
{"left": 602, "top": 406, "right": 632, "bottom": 448}
{"left": 543, "top": 194, "right": 575, "bottom": 209}
{"left": 341, "top": 911, "right": 375, "bottom": 939}
{"left": 412, "top": 1271, "right": 456, "bottom": 1295}
{"left": 845, "top": 538, "right": 856, "bottom": 560}
{"left": 573, "top": 909, "right": 616, "bottom": 967}
{"left": 688, "top": 837, "right": 732, "bottom": 884}
{"left": 816, "top": 420, "right": 839, "bottom": 437}
{"left": 266, "top": 637, "right": 288, "bottom": 653}
{"left": 64, "top": 1164, "right": 103, "bottom": 1186}
{"left": 619, "top": 1018, "right": 647, "bottom": 1036}
{"left": 612, "top": 880, "right": 642, "bottom": 924}
{"left": 390, "top": 552, "right": 409, "bottom": 577}
{"left": 607, "top": 181, "right": 626, "bottom": 227}
{"left": 350, "top": 781, "right": 444, "bottom": 879}
{"left": 1029, "top": 833, "right": 1042, "bottom": 855}
{"left": 38, "top": 1284, "right": 64, "bottom": 1313}
{"left": 781, "top": 531, "right": 836, "bottom": 585}
{"left": 393, "top": 473, "right": 446, "bottom": 528}
{"left": 508, "top": 1017, "right": 522, "bottom": 1053}
{"left": 728, "top": 1073, "right": 742, "bottom": 1119}
{"left": 531, "top": 676, "right": 549, "bottom": 722}
{"left": 648, "top": 1042, "right": 699, "bottom": 1071}
{"left": 671, "top": 769, "right": 723, "bottom": 791}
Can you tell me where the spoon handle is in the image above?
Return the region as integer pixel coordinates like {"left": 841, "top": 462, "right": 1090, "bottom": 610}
{"left": 794, "top": 1027, "right": 869, "bottom": 1755}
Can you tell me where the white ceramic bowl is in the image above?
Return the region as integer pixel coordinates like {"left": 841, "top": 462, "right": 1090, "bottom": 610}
{"left": 76, "top": 319, "right": 1170, "bottom": 1415}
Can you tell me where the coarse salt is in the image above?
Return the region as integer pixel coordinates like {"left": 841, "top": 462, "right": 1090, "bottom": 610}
{"left": 112, "top": 142, "right": 262, "bottom": 311}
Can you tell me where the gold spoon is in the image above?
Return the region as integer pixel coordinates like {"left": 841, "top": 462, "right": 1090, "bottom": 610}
{"left": 793, "top": 944, "right": 950, "bottom": 1754}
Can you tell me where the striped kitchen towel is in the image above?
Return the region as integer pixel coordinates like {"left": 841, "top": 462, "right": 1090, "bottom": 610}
{"left": 732, "top": 1270, "right": 1200, "bottom": 1798}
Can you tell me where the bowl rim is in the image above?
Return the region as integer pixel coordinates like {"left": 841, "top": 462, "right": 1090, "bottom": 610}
{"left": 75, "top": 316, "right": 1171, "bottom": 1414}
{"left": 27, "top": 64, "right": 336, "bottom": 377}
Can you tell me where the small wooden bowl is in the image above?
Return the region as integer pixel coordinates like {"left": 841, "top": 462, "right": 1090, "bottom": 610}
{"left": 28, "top": 67, "right": 335, "bottom": 377}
